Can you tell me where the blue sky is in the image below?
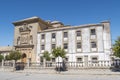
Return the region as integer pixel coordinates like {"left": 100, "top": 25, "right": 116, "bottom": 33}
{"left": 0, "top": 0, "right": 120, "bottom": 46}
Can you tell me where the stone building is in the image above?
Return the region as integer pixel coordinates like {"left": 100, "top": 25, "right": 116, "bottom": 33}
{"left": 37, "top": 20, "right": 112, "bottom": 63}
{"left": 0, "top": 46, "right": 13, "bottom": 58}
{"left": 12, "top": 16, "right": 112, "bottom": 63}
{"left": 13, "top": 17, "right": 52, "bottom": 63}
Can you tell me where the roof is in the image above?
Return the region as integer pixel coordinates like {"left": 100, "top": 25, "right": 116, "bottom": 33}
{"left": 12, "top": 16, "right": 52, "bottom": 27}
{"left": 38, "top": 23, "right": 103, "bottom": 33}
{"left": 13, "top": 16, "right": 39, "bottom": 23}
{"left": 0, "top": 46, "right": 13, "bottom": 52}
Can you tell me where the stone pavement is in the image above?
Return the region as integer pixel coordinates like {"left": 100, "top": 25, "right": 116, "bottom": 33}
{"left": 13, "top": 68, "right": 120, "bottom": 75}
{"left": 1, "top": 67, "right": 120, "bottom": 75}
{"left": 0, "top": 71, "right": 120, "bottom": 80}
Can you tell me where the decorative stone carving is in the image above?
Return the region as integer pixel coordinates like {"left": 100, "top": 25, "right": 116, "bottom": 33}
{"left": 20, "top": 34, "right": 29, "bottom": 44}
{"left": 30, "top": 35, "right": 33, "bottom": 44}
{"left": 17, "top": 37, "right": 20, "bottom": 45}
{"left": 19, "top": 23, "right": 31, "bottom": 32}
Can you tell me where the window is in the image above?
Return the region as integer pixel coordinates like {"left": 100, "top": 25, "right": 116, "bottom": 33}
{"left": 64, "top": 32, "right": 68, "bottom": 38}
{"left": 77, "top": 42, "right": 81, "bottom": 49}
{"left": 41, "top": 34, "right": 45, "bottom": 39}
{"left": 52, "top": 44, "right": 56, "bottom": 49}
{"left": 29, "top": 26, "right": 32, "bottom": 28}
{"left": 91, "top": 41, "right": 97, "bottom": 48}
{"left": 92, "top": 57, "right": 97, "bottom": 60}
{"left": 64, "top": 43, "right": 68, "bottom": 49}
{"left": 90, "top": 29, "right": 96, "bottom": 35}
{"left": 40, "top": 56, "right": 43, "bottom": 62}
{"left": 77, "top": 58, "right": 82, "bottom": 62}
{"left": 76, "top": 31, "right": 81, "bottom": 36}
{"left": 52, "top": 33, "right": 56, "bottom": 39}
{"left": 41, "top": 45, "right": 45, "bottom": 50}
{"left": 52, "top": 58, "right": 55, "bottom": 62}
{"left": 65, "top": 58, "right": 68, "bottom": 62}
{"left": 92, "top": 57, "right": 98, "bottom": 63}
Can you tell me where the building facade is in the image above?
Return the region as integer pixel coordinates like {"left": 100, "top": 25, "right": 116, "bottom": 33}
{"left": 0, "top": 46, "right": 13, "bottom": 58}
{"left": 12, "top": 16, "right": 112, "bottom": 63}
{"left": 37, "top": 20, "right": 112, "bottom": 63}
{"left": 13, "top": 17, "right": 52, "bottom": 63}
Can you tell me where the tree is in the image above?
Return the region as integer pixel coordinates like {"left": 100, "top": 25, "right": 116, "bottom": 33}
{"left": 5, "top": 55, "right": 11, "bottom": 60}
{"left": 42, "top": 51, "right": 51, "bottom": 61}
{"left": 52, "top": 47, "right": 66, "bottom": 58}
{"left": 9, "top": 50, "right": 21, "bottom": 61}
{"left": 113, "top": 37, "right": 120, "bottom": 58}
{"left": 0, "top": 54, "right": 4, "bottom": 62}
{"left": 52, "top": 47, "right": 67, "bottom": 71}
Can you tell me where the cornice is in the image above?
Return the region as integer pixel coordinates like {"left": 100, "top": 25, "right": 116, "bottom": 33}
{"left": 12, "top": 16, "right": 52, "bottom": 27}
{"left": 38, "top": 23, "right": 103, "bottom": 33}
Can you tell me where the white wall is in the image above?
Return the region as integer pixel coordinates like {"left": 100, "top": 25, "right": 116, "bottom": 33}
{"left": 37, "top": 24, "right": 112, "bottom": 62}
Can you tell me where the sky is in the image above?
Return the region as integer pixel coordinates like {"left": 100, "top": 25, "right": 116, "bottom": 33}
{"left": 0, "top": 0, "right": 120, "bottom": 46}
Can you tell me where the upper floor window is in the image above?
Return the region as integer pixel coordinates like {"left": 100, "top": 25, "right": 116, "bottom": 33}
{"left": 64, "top": 32, "right": 68, "bottom": 38}
{"left": 41, "top": 45, "right": 45, "bottom": 50}
{"left": 41, "top": 34, "right": 45, "bottom": 39}
{"left": 91, "top": 41, "right": 97, "bottom": 48}
{"left": 64, "top": 43, "right": 68, "bottom": 49}
{"left": 90, "top": 29, "right": 96, "bottom": 35}
{"left": 52, "top": 33, "right": 56, "bottom": 39}
{"left": 76, "top": 31, "right": 81, "bottom": 36}
{"left": 77, "top": 42, "right": 81, "bottom": 49}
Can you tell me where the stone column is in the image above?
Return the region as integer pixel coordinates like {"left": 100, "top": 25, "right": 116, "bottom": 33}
{"left": 2, "top": 59, "right": 4, "bottom": 68}
{"left": 43, "top": 58, "right": 46, "bottom": 68}
{"left": 27, "top": 58, "right": 30, "bottom": 68}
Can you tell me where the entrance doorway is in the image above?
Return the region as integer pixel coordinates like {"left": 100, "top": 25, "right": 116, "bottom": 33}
{"left": 21, "top": 53, "right": 27, "bottom": 63}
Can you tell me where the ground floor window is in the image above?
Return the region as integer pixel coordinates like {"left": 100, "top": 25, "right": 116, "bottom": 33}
{"left": 65, "top": 57, "right": 68, "bottom": 62}
{"left": 40, "top": 56, "right": 43, "bottom": 62}
{"left": 52, "top": 58, "right": 55, "bottom": 62}
{"left": 91, "top": 57, "right": 98, "bottom": 63}
{"left": 77, "top": 57, "right": 82, "bottom": 62}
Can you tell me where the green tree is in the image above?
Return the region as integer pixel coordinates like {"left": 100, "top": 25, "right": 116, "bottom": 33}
{"left": 5, "top": 55, "right": 10, "bottom": 60}
{"left": 9, "top": 50, "right": 21, "bottom": 61}
{"left": 113, "top": 37, "right": 120, "bottom": 58}
{"left": 42, "top": 51, "right": 51, "bottom": 61}
{"left": 0, "top": 54, "right": 4, "bottom": 62}
{"left": 52, "top": 47, "right": 66, "bottom": 58}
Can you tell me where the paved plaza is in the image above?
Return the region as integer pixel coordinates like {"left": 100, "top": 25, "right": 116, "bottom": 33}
{"left": 0, "top": 71, "right": 120, "bottom": 80}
